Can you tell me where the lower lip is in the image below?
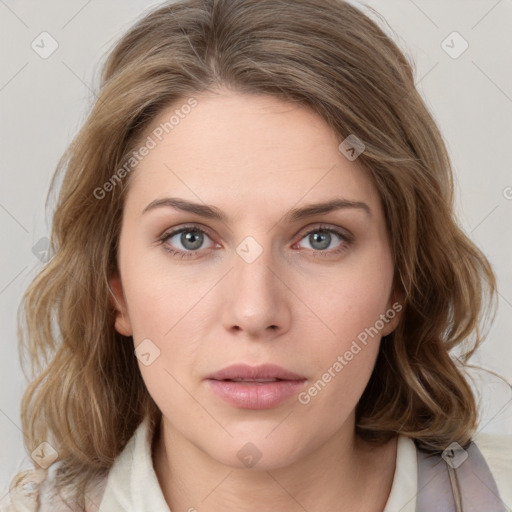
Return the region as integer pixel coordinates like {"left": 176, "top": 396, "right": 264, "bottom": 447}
{"left": 206, "top": 379, "right": 307, "bottom": 409}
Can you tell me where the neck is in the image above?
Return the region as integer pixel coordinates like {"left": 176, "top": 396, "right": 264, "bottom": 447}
{"left": 152, "top": 415, "right": 397, "bottom": 512}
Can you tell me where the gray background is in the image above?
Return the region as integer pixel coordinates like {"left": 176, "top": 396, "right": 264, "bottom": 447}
{"left": 1, "top": 0, "right": 511, "bottom": 494}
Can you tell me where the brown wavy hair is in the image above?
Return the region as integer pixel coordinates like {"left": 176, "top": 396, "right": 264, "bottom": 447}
{"left": 6, "top": 0, "right": 498, "bottom": 509}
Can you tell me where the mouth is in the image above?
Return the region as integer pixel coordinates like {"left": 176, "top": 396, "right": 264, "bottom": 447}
{"left": 205, "top": 364, "right": 307, "bottom": 409}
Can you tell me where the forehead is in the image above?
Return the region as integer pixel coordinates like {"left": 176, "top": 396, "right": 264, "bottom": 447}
{"left": 125, "top": 91, "right": 381, "bottom": 217}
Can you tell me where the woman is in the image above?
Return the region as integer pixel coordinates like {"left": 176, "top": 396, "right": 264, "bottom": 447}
{"left": 2, "top": 0, "right": 511, "bottom": 510}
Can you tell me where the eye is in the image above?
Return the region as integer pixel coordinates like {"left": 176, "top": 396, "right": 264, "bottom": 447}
{"left": 158, "top": 225, "right": 217, "bottom": 259}
{"left": 158, "top": 223, "right": 353, "bottom": 259}
{"left": 294, "top": 225, "right": 353, "bottom": 257}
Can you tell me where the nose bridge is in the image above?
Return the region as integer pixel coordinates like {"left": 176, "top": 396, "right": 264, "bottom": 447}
{"left": 221, "top": 234, "right": 290, "bottom": 336}
{"left": 235, "top": 241, "right": 274, "bottom": 293}
{"left": 233, "top": 235, "right": 279, "bottom": 308}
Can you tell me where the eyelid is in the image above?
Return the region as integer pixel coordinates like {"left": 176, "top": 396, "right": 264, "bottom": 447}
{"left": 159, "top": 223, "right": 216, "bottom": 241}
{"left": 295, "top": 223, "right": 354, "bottom": 243}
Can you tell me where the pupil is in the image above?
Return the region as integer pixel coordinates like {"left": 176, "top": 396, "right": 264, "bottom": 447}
{"left": 182, "top": 231, "right": 203, "bottom": 250}
{"left": 311, "top": 231, "right": 330, "bottom": 250}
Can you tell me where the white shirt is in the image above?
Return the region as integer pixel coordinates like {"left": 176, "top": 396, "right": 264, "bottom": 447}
{"left": 2, "top": 416, "right": 511, "bottom": 511}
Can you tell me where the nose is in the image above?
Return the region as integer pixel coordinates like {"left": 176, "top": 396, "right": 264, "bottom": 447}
{"left": 220, "top": 244, "right": 292, "bottom": 340}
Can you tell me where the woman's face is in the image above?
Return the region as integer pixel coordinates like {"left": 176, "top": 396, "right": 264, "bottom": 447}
{"left": 111, "top": 90, "right": 401, "bottom": 469}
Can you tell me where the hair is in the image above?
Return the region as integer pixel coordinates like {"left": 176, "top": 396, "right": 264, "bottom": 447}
{"left": 6, "top": 0, "right": 498, "bottom": 509}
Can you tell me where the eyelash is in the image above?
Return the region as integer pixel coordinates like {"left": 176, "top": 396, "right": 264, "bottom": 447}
{"left": 157, "top": 224, "right": 353, "bottom": 259}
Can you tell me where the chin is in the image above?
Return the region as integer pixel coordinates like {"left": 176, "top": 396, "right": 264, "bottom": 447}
{"left": 198, "top": 433, "right": 306, "bottom": 471}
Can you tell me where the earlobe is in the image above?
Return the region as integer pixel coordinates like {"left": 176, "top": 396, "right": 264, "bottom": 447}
{"left": 381, "top": 288, "right": 405, "bottom": 337}
{"left": 382, "top": 294, "right": 404, "bottom": 336}
{"left": 381, "top": 308, "right": 401, "bottom": 337}
{"left": 110, "top": 273, "right": 133, "bottom": 337}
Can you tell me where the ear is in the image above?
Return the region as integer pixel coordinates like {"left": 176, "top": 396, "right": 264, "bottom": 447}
{"left": 380, "top": 287, "right": 404, "bottom": 337}
{"left": 110, "top": 273, "right": 133, "bottom": 337}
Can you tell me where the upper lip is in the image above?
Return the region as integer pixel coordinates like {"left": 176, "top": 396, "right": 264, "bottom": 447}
{"left": 207, "top": 364, "right": 306, "bottom": 381}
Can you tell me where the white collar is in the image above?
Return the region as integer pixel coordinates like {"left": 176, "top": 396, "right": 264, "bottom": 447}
{"left": 98, "top": 417, "right": 418, "bottom": 511}
{"left": 98, "top": 416, "right": 169, "bottom": 511}
{"left": 384, "top": 434, "right": 418, "bottom": 511}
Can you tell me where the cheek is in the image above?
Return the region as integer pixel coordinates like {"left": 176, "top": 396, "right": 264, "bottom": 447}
{"left": 126, "top": 272, "right": 203, "bottom": 415}
{"left": 121, "top": 260, "right": 212, "bottom": 400}
{"left": 299, "top": 250, "right": 392, "bottom": 397}
{"left": 121, "top": 253, "right": 209, "bottom": 338}
{"left": 297, "top": 276, "right": 389, "bottom": 420}
{"left": 308, "top": 253, "right": 393, "bottom": 346}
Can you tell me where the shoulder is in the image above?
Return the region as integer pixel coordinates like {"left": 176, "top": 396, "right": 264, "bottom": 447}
{"left": 1, "top": 418, "right": 150, "bottom": 512}
{"left": 0, "top": 466, "right": 108, "bottom": 512}
{"left": 472, "top": 431, "right": 512, "bottom": 508}
{"left": 0, "top": 467, "right": 48, "bottom": 512}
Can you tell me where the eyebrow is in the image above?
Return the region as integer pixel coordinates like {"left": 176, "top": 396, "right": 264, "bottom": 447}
{"left": 142, "top": 197, "right": 371, "bottom": 222}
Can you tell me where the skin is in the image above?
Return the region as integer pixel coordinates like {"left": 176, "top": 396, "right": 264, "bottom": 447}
{"left": 111, "top": 89, "right": 402, "bottom": 512}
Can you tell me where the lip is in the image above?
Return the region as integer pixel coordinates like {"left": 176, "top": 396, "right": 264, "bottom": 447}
{"left": 206, "top": 363, "right": 306, "bottom": 381}
{"left": 205, "top": 364, "right": 307, "bottom": 409}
